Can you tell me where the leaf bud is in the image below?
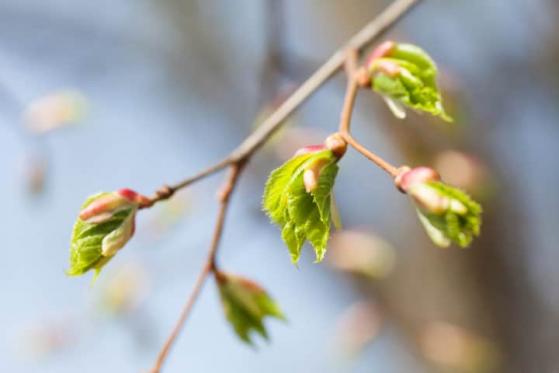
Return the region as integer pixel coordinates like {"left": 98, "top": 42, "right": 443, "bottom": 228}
{"left": 324, "top": 133, "right": 347, "bottom": 158}
{"left": 395, "top": 166, "right": 441, "bottom": 193}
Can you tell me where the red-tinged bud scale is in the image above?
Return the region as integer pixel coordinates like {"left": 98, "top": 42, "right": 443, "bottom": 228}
{"left": 294, "top": 144, "right": 325, "bottom": 157}
{"left": 395, "top": 166, "right": 440, "bottom": 193}
{"left": 79, "top": 188, "right": 149, "bottom": 223}
{"left": 117, "top": 188, "right": 151, "bottom": 206}
{"left": 366, "top": 41, "right": 396, "bottom": 67}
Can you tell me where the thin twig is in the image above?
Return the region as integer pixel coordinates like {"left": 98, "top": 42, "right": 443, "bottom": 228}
{"left": 339, "top": 51, "right": 360, "bottom": 134}
{"left": 150, "top": 162, "right": 245, "bottom": 373}
{"left": 338, "top": 51, "right": 400, "bottom": 178}
{"left": 144, "top": 0, "right": 421, "bottom": 207}
{"left": 341, "top": 132, "right": 399, "bottom": 177}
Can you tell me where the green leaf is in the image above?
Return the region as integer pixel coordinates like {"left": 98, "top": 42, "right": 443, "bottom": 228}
{"left": 263, "top": 153, "right": 314, "bottom": 225}
{"left": 369, "top": 43, "right": 452, "bottom": 122}
{"left": 413, "top": 182, "right": 482, "bottom": 248}
{"left": 67, "top": 193, "right": 137, "bottom": 277}
{"left": 217, "top": 272, "right": 285, "bottom": 345}
{"left": 263, "top": 150, "right": 339, "bottom": 263}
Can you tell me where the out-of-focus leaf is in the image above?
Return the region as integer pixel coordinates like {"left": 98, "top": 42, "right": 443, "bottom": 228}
{"left": 216, "top": 272, "right": 285, "bottom": 344}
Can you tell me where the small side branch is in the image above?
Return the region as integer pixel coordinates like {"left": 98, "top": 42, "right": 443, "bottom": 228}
{"left": 149, "top": 162, "right": 245, "bottom": 373}
{"left": 338, "top": 49, "right": 400, "bottom": 178}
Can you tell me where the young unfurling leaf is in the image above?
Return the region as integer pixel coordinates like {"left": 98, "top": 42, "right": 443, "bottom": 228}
{"left": 67, "top": 189, "right": 149, "bottom": 277}
{"left": 263, "top": 136, "right": 344, "bottom": 264}
{"left": 367, "top": 41, "right": 452, "bottom": 122}
{"left": 412, "top": 182, "right": 482, "bottom": 247}
{"left": 396, "top": 167, "right": 482, "bottom": 248}
{"left": 216, "top": 271, "right": 285, "bottom": 344}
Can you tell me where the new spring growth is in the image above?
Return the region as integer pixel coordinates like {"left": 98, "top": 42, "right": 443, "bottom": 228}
{"left": 297, "top": 133, "right": 346, "bottom": 193}
{"left": 67, "top": 188, "right": 150, "bottom": 276}
{"left": 263, "top": 133, "right": 344, "bottom": 263}
{"left": 365, "top": 41, "right": 452, "bottom": 121}
{"left": 395, "top": 167, "right": 482, "bottom": 248}
{"left": 216, "top": 271, "right": 285, "bottom": 344}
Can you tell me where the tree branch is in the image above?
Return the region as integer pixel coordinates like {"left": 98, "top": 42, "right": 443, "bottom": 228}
{"left": 338, "top": 50, "right": 400, "bottom": 178}
{"left": 148, "top": 0, "right": 422, "bottom": 370}
{"left": 150, "top": 162, "right": 245, "bottom": 373}
{"left": 143, "top": 0, "right": 421, "bottom": 207}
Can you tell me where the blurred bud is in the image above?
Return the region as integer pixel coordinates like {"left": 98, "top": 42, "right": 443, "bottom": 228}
{"left": 99, "top": 263, "right": 150, "bottom": 315}
{"left": 24, "top": 90, "right": 86, "bottom": 134}
{"left": 16, "top": 317, "right": 77, "bottom": 361}
{"left": 420, "top": 321, "right": 501, "bottom": 372}
{"left": 21, "top": 153, "right": 48, "bottom": 196}
{"left": 68, "top": 189, "right": 149, "bottom": 277}
{"left": 434, "top": 150, "right": 491, "bottom": 198}
{"left": 335, "top": 301, "right": 382, "bottom": 355}
{"left": 328, "top": 230, "right": 396, "bottom": 279}
{"left": 216, "top": 271, "right": 285, "bottom": 344}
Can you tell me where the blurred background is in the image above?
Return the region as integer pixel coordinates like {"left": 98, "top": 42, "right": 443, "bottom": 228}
{"left": 1, "top": 0, "right": 558, "bottom": 372}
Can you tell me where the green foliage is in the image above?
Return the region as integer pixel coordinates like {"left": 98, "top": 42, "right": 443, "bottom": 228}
{"left": 67, "top": 193, "right": 136, "bottom": 277}
{"left": 414, "top": 182, "right": 482, "bottom": 248}
{"left": 263, "top": 150, "right": 339, "bottom": 263}
{"left": 369, "top": 43, "right": 452, "bottom": 121}
{"left": 217, "top": 272, "right": 285, "bottom": 344}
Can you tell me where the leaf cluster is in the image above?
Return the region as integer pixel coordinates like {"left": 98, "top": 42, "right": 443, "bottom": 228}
{"left": 416, "top": 181, "right": 482, "bottom": 248}
{"left": 263, "top": 150, "right": 339, "bottom": 263}
{"left": 370, "top": 43, "right": 452, "bottom": 121}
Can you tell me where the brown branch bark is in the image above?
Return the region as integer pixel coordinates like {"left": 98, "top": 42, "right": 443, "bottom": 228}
{"left": 338, "top": 49, "right": 400, "bottom": 178}
{"left": 149, "top": 162, "right": 245, "bottom": 373}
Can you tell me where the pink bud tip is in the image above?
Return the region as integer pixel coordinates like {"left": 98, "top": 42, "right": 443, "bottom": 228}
{"left": 294, "top": 144, "right": 325, "bottom": 157}
{"left": 117, "top": 188, "right": 151, "bottom": 206}
{"left": 79, "top": 195, "right": 116, "bottom": 221}
{"left": 376, "top": 60, "right": 401, "bottom": 77}
{"left": 366, "top": 41, "right": 396, "bottom": 67}
{"left": 395, "top": 166, "right": 440, "bottom": 192}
